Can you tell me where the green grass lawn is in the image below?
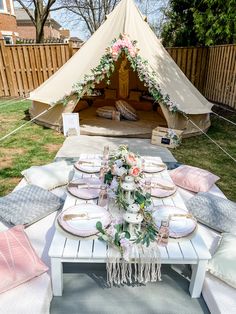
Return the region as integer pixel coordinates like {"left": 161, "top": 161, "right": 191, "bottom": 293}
{"left": 0, "top": 99, "right": 235, "bottom": 200}
{"left": 0, "top": 99, "right": 64, "bottom": 196}
{"left": 172, "top": 109, "right": 236, "bottom": 201}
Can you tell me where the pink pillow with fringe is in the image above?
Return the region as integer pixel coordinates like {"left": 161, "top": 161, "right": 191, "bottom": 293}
{"left": 170, "top": 165, "right": 220, "bottom": 193}
{"left": 0, "top": 225, "right": 48, "bottom": 294}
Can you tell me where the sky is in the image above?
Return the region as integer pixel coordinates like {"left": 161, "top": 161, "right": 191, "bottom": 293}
{"left": 51, "top": 0, "right": 168, "bottom": 40}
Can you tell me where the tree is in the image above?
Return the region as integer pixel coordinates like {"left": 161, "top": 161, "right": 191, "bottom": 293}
{"left": 161, "top": 0, "right": 236, "bottom": 47}
{"left": 59, "top": 0, "right": 166, "bottom": 38}
{"left": 59, "top": 0, "right": 120, "bottom": 36}
{"left": 15, "top": 0, "right": 62, "bottom": 43}
{"left": 192, "top": 0, "right": 235, "bottom": 46}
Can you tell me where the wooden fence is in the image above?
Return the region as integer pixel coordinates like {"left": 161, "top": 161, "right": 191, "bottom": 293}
{"left": 0, "top": 40, "right": 235, "bottom": 109}
{"left": 166, "top": 45, "right": 236, "bottom": 109}
{"left": 0, "top": 40, "right": 78, "bottom": 97}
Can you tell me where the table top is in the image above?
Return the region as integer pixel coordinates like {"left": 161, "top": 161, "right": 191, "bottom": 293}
{"left": 49, "top": 154, "right": 211, "bottom": 263}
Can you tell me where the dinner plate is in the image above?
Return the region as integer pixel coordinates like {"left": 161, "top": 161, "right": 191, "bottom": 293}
{"left": 142, "top": 178, "right": 177, "bottom": 198}
{"left": 152, "top": 205, "right": 197, "bottom": 238}
{"left": 57, "top": 204, "right": 111, "bottom": 237}
{"left": 74, "top": 158, "right": 102, "bottom": 173}
{"left": 143, "top": 158, "right": 167, "bottom": 173}
{"left": 67, "top": 177, "right": 101, "bottom": 200}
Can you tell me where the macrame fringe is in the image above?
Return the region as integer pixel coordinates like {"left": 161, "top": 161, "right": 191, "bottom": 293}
{"left": 107, "top": 244, "right": 161, "bottom": 286}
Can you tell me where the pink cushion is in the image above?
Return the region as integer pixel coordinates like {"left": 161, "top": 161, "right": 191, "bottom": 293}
{"left": 170, "top": 165, "right": 220, "bottom": 193}
{"left": 0, "top": 225, "right": 48, "bottom": 294}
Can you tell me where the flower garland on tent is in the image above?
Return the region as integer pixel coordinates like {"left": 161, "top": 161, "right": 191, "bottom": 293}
{"left": 57, "top": 34, "right": 181, "bottom": 113}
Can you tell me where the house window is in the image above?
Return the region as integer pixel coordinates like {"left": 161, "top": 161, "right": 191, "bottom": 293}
{"left": 3, "top": 36, "right": 13, "bottom": 44}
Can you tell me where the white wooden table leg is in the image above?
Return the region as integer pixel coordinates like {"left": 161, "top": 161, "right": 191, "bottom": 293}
{"left": 189, "top": 260, "right": 207, "bottom": 298}
{"left": 51, "top": 258, "right": 63, "bottom": 296}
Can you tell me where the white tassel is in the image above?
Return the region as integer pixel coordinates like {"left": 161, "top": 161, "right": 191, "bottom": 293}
{"left": 106, "top": 243, "right": 162, "bottom": 286}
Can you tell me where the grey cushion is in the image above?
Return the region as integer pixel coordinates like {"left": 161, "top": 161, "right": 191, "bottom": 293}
{"left": 0, "top": 185, "right": 64, "bottom": 226}
{"left": 115, "top": 100, "right": 138, "bottom": 121}
{"left": 96, "top": 106, "right": 116, "bottom": 119}
{"left": 186, "top": 192, "right": 236, "bottom": 233}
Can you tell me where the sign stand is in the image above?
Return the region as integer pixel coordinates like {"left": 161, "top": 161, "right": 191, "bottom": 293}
{"left": 62, "top": 113, "right": 80, "bottom": 137}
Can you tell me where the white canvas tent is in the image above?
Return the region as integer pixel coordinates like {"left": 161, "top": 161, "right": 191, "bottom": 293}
{"left": 29, "top": 0, "right": 212, "bottom": 137}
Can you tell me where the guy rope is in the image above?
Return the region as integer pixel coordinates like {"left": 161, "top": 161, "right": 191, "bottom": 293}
{"left": 183, "top": 114, "right": 236, "bottom": 163}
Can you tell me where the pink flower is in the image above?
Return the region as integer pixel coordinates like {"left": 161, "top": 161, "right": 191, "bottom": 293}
{"left": 126, "top": 153, "right": 137, "bottom": 166}
{"left": 120, "top": 238, "right": 130, "bottom": 248}
{"left": 129, "top": 166, "right": 141, "bottom": 177}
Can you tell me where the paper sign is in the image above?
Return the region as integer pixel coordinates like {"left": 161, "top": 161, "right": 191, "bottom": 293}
{"left": 62, "top": 113, "right": 80, "bottom": 136}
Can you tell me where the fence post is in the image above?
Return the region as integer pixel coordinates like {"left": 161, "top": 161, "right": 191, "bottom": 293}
{"left": 68, "top": 40, "right": 74, "bottom": 58}
{"left": 0, "top": 39, "right": 18, "bottom": 97}
{"left": 202, "top": 47, "right": 210, "bottom": 97}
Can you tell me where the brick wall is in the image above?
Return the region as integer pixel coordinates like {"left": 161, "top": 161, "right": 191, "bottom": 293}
{"left": 0, "top": 13, "right": 18, "bottom": 39}
{"left": 17, "top": 25, "right": 61, "bottom": 40}
{"left": 0, "top": 0, "right": 17, "bottom": 41}
{"left": 17, "top": 25, "right": 35, "bottom": 39}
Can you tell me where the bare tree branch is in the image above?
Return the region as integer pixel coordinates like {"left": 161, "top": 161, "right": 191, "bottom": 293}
{"left": 15, "top": 0, "right": 66, "bottom": 42}
{"left": 15, "top": 0, "right": 36, "bottom": 25}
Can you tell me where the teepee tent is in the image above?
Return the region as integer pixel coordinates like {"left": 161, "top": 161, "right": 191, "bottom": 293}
{"left": 29, "top": 0, "right": 212, "bottom": 137}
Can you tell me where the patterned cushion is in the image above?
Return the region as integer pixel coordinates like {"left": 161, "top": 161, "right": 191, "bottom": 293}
{"left": 115, "top": 100, "right": 138, "bottom": 121}
{"left": 96, "top": 106, "right": 116, "bottom": 119}
{"left": 0, "top": 225, "right": 48, "bottom": 294}
{"left": 0, "top": 185, "right": 63, "bottom": 226}
{"left": 186, "top": 192, "right": 236, "bottom": 233}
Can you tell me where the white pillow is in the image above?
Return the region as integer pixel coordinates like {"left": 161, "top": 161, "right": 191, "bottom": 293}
{"left": 21, "top": 161, "right": 74, "bottom": 190}
{"left": 208, "top": 233, "right": 236, "bottom": 289}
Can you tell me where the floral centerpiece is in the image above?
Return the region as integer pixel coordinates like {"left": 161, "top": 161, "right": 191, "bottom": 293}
{"left": 104, "top": 144, "right": 142, "bottom": 184}
{"left": 96, "top": 145, "right": 158, "bottom": 255}
{"left": 95, "top": 146, "right": 161, "bottom": 285}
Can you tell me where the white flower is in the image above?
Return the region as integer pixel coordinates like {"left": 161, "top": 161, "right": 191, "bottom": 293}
{"left": 115, "top": 159, "right": 123, "bottom": 167}
{"left": 110, "top": 177, "right": 118, "bottom": 191}
{"left": 116, "top": 166, "right": 127, "bottom": 177}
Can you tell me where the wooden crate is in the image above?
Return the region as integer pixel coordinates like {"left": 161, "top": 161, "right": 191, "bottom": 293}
{"left": 151, "top": 127, "right": 183, "bottom": 148}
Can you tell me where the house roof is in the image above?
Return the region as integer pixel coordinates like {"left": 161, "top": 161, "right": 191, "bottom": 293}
{"left": 15, "top": 8, "right": 61, "bottom": 29}
{"left": 69, "top": 36, "right": 83, "bottom": 43}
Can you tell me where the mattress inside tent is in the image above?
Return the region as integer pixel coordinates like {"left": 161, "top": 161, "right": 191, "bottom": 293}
{"left": 79, "top": 107, "right": 167, "bottom": 138}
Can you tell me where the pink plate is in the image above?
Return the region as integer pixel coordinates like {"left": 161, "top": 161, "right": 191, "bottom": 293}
{"left": 152, "top": 205, "right": 197, "bottom": 238}
{"left": 67, "top": 177, "right": 101, "bottom": 200}
{"left": 74, "top": 158, "right": 102, "bottom": 173}
{"left": 143, "top": 158, "right": 167, "bottom": 173}
{"left": 140, "top": 177, "right": 176, "bottom": 198}
{"left": 147, "top": 178, "right": 176, "bottom": 198}
{"left": 57, "top": 204, "right": 111, "bottom": 237}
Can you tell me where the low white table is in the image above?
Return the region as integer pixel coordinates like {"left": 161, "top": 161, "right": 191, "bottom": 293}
{"left": 49, "top": 154, "right": 211, "bottom": 298}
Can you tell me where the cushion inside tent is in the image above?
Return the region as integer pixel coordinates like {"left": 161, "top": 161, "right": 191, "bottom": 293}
{"left": 78, "top": 106, "right": 166, "bottom": 138}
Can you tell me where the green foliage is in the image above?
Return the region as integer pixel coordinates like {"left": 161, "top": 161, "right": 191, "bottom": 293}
{"left": 104, "top": 170, "right": 113, "bottom": 185}
{"left": 192, "top": 0, "right": 236, "bottom": 46}
{"left": 161, "top": 0, "right": 236, "bottom": 47}
{"left": 96, "top": 221, "right": 131, "bottom": 251}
